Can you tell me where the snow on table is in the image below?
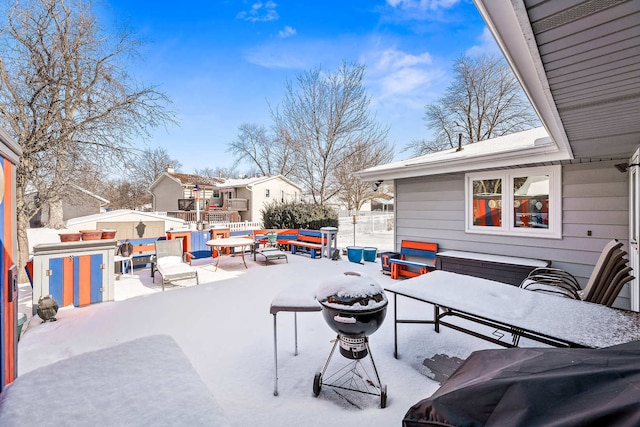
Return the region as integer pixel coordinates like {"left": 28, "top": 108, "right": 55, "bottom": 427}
{"left": 386, "top": 270, "right": 640, "bottom": 349}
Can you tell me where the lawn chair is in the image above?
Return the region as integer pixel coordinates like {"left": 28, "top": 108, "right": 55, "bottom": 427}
{"left": 520, "top": 239, "right": 633, "bottom": 307}
{"left": 152, "top": 239, "right": 199, "bottom": 291}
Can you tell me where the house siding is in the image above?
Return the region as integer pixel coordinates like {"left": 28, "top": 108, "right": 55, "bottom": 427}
{"left": 153, "top": 177, "right": 183, "bottom": 212}
{"left": 395, "top": 160, "right": 631, "bottom": 309}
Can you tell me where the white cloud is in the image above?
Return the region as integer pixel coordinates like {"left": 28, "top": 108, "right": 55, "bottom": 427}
{"left": 367, "top": 47, "right": 443, "bottom": 101}
{"left": 279, "top": 25, "right": 296, "bottom": 38}
{"left": 465, "top": 27, "right": 501, "bottom": 57}
{"left": 386, "top": 0, "right": 460, "bottom": 12}
{"left": 377, "top": 48, "right": 432, "bottom": 69}
{"left": 236, "top": 1, "right": 279, "bottom": 22}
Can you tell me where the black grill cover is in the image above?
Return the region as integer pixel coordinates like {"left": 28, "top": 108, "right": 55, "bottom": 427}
{"left": 403, "top": 341, "right": 640, "bottom": 427}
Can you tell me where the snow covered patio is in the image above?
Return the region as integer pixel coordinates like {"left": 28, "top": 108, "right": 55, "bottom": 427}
{"left": 11, "top": 244, "right": 498, "bottom": 426}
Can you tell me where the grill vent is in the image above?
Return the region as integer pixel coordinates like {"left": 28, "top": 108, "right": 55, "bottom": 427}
{"left": 531, "top": 0, "right": 628, "bottom": 33}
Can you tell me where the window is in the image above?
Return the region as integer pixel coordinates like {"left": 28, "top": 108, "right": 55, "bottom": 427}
{"left": 465, "top": 165, "right": 561, "bottom": 238}
{"left": 265, "top": 188, "right": 270, "bottom": 198}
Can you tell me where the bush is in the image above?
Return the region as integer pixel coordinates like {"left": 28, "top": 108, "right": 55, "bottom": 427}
{"left": 261, "top": 201, "right": 339, "bottom": 229}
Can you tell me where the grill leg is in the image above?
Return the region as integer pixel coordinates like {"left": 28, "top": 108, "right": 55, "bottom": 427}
{"left": 319, "top": 336, "right": 340, "bottom": 377}
{"left": 364, "top": 338, "right": 383, "bottom": 389}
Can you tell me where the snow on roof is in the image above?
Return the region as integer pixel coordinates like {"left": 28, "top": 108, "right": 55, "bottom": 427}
{"left": 70, "top": 184, "right": 110, "bottom": 204}
{"left": 355, "top": 127, "right": 567, "bottom": 181}
{"left": 219, "top": 174, "right": 302, "bottom": 191}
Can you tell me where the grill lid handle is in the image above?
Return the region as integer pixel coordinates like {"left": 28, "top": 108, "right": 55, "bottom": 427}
{"left": 334, "top": 315, "right": 356, "bottom": 324}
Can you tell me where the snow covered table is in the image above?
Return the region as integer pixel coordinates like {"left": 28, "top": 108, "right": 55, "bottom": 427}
{"left": 270, "top": 286, "right": 322, "bottom": 396}
{"left": 386, "top": 270, "right": 640, "bottom": 357}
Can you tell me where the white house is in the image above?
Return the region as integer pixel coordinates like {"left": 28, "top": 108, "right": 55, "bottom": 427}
{"left": 214, "top": 175, "right": 302, "bottom": 222}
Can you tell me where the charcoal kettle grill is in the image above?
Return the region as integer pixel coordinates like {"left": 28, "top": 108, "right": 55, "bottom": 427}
{"left": 313, "top": 271, "right": 388, "bottom": 408}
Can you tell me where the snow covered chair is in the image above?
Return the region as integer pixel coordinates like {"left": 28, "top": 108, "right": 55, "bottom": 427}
{"left": 152, "top": 239, "right": 199, "bottom": 291}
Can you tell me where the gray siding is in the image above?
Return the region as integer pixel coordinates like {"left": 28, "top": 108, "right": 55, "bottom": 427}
{"left": 395, "top": 160, "right": 632, "bottom": 309}
{"left": 152, "top": 178, "right": 183, "bottom": 212}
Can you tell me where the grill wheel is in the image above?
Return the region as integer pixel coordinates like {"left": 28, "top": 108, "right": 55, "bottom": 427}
{"left": 313, "top": 372, "right": 322, "bottom": 396}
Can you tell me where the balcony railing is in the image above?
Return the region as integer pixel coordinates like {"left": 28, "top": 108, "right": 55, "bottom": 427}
{"left": 226, "top": 198, "right": 248, "bottom": 211}
{"left": 177, "top": 198, "right": 248, "bottom": 212}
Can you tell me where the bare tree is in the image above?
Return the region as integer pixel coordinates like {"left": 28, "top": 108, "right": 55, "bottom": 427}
{"left": 0, "top": 0, "right": 174, "bottom": 279}
{"left": 407, "top": 54, "right": 539, "bottom": 155}
{"left": 334, "top": 141, "right": 393, "bottom": 211}
{"left": 193, "top": 167, "right": 217, "bottom": 178}
{"left": 101, "top": 179, "right": 147, "bottom": 210}
{"left": 272, "top": 61, "right": 389, "bottom": 204}
{"left": 134, "top": 147, "right": 182, "bottom": 188}
{"left": 227, "top": 122, "right": 294, "bottom": 176}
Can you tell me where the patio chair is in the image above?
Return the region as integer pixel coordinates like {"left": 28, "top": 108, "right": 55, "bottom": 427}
{"left": 152, "top": 239, "right": 199, "bottom": 291}
{"left": 520, "top": 239, "right": 633, "bottom": 307}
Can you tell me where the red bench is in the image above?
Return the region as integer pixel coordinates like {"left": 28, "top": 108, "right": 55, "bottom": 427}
{"left": 389, "top": 240, "right": 438, "bottom": 279}
{"left": 287, "top": 229, "right": 324, "bottom": 258}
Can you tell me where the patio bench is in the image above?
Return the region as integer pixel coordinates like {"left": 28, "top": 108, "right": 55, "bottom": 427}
{"left": 287, "top": 229, "right": 323, "bottom": 258}
{"left": 389, "top": 240, "right": 438, "bottom": 279}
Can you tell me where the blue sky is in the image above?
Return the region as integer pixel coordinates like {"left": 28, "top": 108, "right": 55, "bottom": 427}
{"left": 98, "top": 0, "right": 498, "bottom": 174}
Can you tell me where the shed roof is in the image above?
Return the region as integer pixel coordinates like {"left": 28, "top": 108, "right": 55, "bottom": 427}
{"left": 65, "top": 209, "right": 185, "bottom": 227}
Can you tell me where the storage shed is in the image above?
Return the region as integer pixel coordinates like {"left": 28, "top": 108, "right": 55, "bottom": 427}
{"left": 0, "top": 127, "right": 21, "bottom": 393}
{"left": 65, "top": 209, "right": 186, "bottom": 240}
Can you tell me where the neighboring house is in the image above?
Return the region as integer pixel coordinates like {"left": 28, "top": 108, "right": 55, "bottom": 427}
{"left": 149, "top": 168, "right": 224, "bottom": 213}
{"left": 356, "top": 1, "right": 640, "bottom": 311}
{"left": 149, "top": 169, "right": 303, "bottom": 223}
{"left": 213, "top": 175, "right": 303, "bottom": 222}
{"left": 29, "top": 184, "right": 109, "bottom": 228}
{"left": 66, "top": 209, "right": 186, "bottom": 240}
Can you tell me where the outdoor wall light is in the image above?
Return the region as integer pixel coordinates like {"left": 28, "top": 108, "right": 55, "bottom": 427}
{"left": 372, "top": 180, "right": 383, "bottom": 191}
{"left": 615, "top": 163, "right": 640, "bottom": 173}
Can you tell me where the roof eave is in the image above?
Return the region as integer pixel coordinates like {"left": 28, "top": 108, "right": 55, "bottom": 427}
{"left": 354, "top": 142, "right": 569, "bottom": 181}
{"left": 473, "top": 0, "right": 573, "bottom": 159}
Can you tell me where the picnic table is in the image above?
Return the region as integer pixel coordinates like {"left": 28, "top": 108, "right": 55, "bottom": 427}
{"left": 206, "top": 237, "right": 254, "bottom": 271}
{"left": 385, "top": 270, "right": 640, "bottom": 357}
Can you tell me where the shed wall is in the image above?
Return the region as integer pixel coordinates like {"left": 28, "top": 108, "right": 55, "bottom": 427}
{"left": 395, "top": 160, "right": 631, "bottom": 309}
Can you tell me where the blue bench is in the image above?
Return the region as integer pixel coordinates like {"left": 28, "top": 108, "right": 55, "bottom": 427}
{"left": 287, "top": 229, "right": 323, "bottom": 258}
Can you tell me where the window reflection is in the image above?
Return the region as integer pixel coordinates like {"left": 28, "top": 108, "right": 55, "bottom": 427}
{"left": 513, "top": 175, "right": 549, "bottom": 229}
{"left": 472, "top": 178, "right": 502, "bottom": 227}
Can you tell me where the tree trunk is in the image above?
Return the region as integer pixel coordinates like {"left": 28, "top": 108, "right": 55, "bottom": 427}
{"left": 47, "top": 199, "right": 65, "bottom": 229}
{"left": 17, "top": 209, "right": 30, "bottom": 284}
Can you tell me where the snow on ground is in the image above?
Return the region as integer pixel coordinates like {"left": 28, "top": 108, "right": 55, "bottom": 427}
{"left": 16, "top": 228, "right": 497, "bottom": 426}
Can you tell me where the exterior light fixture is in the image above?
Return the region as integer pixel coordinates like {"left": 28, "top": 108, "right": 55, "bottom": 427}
{"left": 615, "top": 163, "right": 640, "bottom": 173}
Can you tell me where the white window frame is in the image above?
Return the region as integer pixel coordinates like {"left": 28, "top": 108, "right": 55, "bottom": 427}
{"left": 465, "top": 165, "right": 562, "bottom": 239}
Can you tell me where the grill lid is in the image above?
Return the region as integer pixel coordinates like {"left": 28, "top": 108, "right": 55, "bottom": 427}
{"left": 316, "top": 271, "right": 387, "bottom": 312}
